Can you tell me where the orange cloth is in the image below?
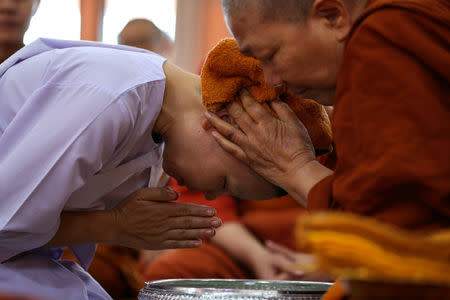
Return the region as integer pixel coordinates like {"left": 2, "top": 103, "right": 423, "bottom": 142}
{"left": 0, "top": 294, "right": 48, "bottom": 300}
{"left": 142, "top": 243, "right": 251, "bottom": 281}
{"left": 296, "top": 212, "right": 450, "bottom": 285}
{"left": 201, "top": 38, "right": 333, "bottom": 155}
{"left": 297, "top": 212, "right": 450, "bottom": 300}
{"left": 320, "top": 280, "right": 348, "bottom": 300}
{"left": 308, "top": 0, "right": 450, "bottom": 231}
{"left": 62, "top": 245, "right": 142, "bottom": 300}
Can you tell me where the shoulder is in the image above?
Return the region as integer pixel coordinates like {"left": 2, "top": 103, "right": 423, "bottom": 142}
{"left": 348, "top": 0, "right": 450, "bottom": 48}
{"left": 344, "top": 0, "right": 450, "bottom": 81}
{"left": 44, "top": 44, "right": 167, "bottom": 96}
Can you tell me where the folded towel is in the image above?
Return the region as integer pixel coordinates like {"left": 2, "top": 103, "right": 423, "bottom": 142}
{"left": 295, "top": 212, "right": 450, "bottom": 286}
{"left": 201, "top": 38, "right": 333, "bottom": 154}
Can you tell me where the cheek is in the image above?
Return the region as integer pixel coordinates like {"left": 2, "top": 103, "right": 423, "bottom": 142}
{"left": 18, "top": 8, "right": 34, "bottom": 26}
{"left": 229, "top": 165, "right": 277, "bottom": 200}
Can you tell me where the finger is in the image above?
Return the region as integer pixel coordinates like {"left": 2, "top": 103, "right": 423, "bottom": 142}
{"left": 255, "top": 268, "right": 276, "bottom": 280}
{"left": 211, "top": 130, "right": 248, "bottom": 162}
{"left": 270, "top": 100, "right": 301, "bottom": 124}
{"left": 168, "top": 216, "right": 222, "bottom": 229}
{"left": 274, "top": 272, "right": 290, "bottom": 281}
{"left": 167, "top": 202, "right": 217, "bottom": 217}
{"left": 271, "top": 254, "right": 295, "bottom": 271}
{"left": 132, "top": 187, "right": 179, "bottom": 202}
{"left": 265, "top": 240, "right": 297, "bottom": 261}
{"left": 161, "top": 239, "right": 203, "bottom": 249}
{"left": 239, "top": 89, "right": 274, "bottom": 124}
{"left": 226, "top": 98, "right": 256, "bottom": 131}
{"left": 201, "top": 117, "right": 212, "bottom": 130}
{"left": 166, "top": 228, "right": 216, "bottom": 240}
{"left": 205, "top": 111, "right": 248, "bottom": 146}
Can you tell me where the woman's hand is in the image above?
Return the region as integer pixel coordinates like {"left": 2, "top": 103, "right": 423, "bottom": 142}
{"left": 247, "top": 246, "right": 304, "bottom": 280}
{"left": 109, "top": 187, "right": 222, "bottom": 250}
{"left": 265, "top": 240, "right": 334, "bottom": 282}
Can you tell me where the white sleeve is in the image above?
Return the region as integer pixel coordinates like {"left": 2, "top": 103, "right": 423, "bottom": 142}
{"left": 0, "top": 83, "right": 134, "bottom": 262}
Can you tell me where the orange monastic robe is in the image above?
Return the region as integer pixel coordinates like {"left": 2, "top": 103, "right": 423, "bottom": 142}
{"left": 314, "top": 0, "right": 450, "bottom": 299}
{"left": 308, "top": 0, "right": 450, "bottom": 231}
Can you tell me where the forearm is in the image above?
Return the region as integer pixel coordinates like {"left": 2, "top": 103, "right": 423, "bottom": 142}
{"left": 210, "top": 222, "right": 266, "bottom": 267}
{"left": 44, "top": 210, "right": 116, "bottom": 247}
{"left": 281, "top": 160, "right": 333, "bottom": 207}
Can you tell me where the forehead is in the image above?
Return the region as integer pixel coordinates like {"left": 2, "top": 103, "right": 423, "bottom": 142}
{"left": 227, "top": 13, "right": 276, "bottom": 55}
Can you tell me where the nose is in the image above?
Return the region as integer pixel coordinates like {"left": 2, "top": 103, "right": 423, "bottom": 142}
{"left": 262, "top": 64, "right": 283, "bottom": 87}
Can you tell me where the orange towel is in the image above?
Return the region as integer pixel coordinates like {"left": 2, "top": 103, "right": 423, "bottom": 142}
{"left": 201, "top": 38, "right": 333, "bottom": 154}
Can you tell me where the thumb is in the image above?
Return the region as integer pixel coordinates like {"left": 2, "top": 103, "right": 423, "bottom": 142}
{"left": 132, "top": 187, "right": 179, "bottom": 202}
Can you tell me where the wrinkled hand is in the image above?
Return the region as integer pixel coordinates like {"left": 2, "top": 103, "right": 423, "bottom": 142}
{"left": 265, "top": 240, "right": 334, "bottom": 282}
{"left": 110, "top": 187, "right": 222, "bottom": 250}
{"left": 204, "top": 90, "right": 316, "bottom": 190}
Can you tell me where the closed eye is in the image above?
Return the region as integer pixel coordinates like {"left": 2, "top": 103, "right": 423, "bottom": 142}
{"left": 222, "top": 176, "right": 227, "bottom": 191}
{"left": 262, "top": 47, "right": 279, "bottom": 63}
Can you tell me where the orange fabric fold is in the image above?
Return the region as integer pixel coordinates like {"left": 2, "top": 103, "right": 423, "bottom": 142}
{"left": 321, "top": 279, "right": 348, "bottom": 300}
{"left": 201, "top": 38, "right": 333, "bottom": 154}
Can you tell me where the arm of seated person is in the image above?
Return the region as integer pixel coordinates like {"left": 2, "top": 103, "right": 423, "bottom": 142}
{"left": 210, "top": 221, "right": 292, "bottom": 279}
{"left": 265, "top": 240, "right": 335, "bottom": 282}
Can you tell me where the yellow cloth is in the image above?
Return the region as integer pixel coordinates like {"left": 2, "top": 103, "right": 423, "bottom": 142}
{"left": 295, "top": 212, "right": 450, "bottom": 286}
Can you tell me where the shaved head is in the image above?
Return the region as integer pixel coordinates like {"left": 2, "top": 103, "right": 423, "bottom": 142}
{"left": 222, "top": 0, "right": 315, "bottom": 23}
{"left": 118, "top": 19, "right": 174, "bottom": 57}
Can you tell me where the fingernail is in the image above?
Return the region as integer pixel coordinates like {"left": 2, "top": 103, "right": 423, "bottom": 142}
{"left": 211, "top": 131, "right": 219, "bottom": 138}
{"left": 205, "top": 228, "right": 215, "bottom": 235}
{"left": 165, "top": 187, "right": 178, "bottom": 199}
{"left": 205, "top": 111, "right": 212, "bottom": 119}
{"left": 206, "top": 208, "right": 216, "bottom": 216}
{"left": 211, "top": 218, "right": 222, "bottom": 227}
{"left": 239, "top": 89, "right": 249, "bottom": 96}
{"left": 193, "top": 240, "right": 202, "bottom": 247}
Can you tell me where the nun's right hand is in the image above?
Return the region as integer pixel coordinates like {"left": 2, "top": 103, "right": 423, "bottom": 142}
{"left": 108, "top": 187, "right": 221, "bottom": 250}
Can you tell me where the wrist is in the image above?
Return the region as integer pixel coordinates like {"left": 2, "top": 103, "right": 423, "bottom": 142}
{"left": 97, "top": 209, "right": 118, "bottom": 244}
{"left": 282, "top": 160, "right": 333, "bottom": 207}
{"left": 46, "top": 210, "right": 117, "bottom": 248}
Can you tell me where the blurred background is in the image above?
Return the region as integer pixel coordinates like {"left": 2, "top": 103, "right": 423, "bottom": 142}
{"left": 24, "top": 0, "right": 231, "bottom": 73}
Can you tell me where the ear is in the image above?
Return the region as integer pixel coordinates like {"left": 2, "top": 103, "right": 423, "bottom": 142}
{"left": 215, "top": 107, "right": 233, "bottom": 124}
{"left": 201, "top": 108, "right": 239, "bottom": 131}
{"left": 311, "top": 0, "right": 352, "bottom": 41}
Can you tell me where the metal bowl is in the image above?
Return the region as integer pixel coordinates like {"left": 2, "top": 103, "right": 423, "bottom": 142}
{"left": 138, "top": 279, "right": 332, "bottom": 299}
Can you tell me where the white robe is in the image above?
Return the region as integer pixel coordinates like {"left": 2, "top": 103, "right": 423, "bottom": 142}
{"left": 0, "top": 38, "right": 168, "bottom": 300}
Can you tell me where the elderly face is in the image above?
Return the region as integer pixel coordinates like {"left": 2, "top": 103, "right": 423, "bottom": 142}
{"left": 0, "top": 0, "right": 38, "bottom": 44}
{"left": 225, "top": 2, "right": 348, "bottom": 105}
{"left": 162, "top": 114, "right": 284, "bottom": 200}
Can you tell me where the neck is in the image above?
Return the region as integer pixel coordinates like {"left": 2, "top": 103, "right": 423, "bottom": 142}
{"left": 153, "top": 61, "right": 204, "bottom": 138}
{"left": 0, "top": 42, "right": 24, "bottom": 64}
